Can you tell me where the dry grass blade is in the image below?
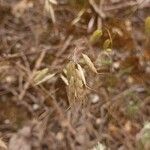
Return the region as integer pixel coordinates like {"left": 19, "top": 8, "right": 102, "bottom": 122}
{"left": 145, "top": 16, "right": 150, "bottom": 36}
{"left": 63, "top": 68, "right": 67, "bottom": 75}
{"left": 44, "top": 0, "right": 56, "bottom": 23}
{"left": 82, "top": 53, "right": 98, "bottom": 74}
{"left": 91, "top": 142, "right": 107, "bottom": 150}
{"left": 66, "top": 61, "right": 76, "bottom": 79}
{"left": 35, "top": 73, "right": 55, "bottom": 85}
{"left": 89, "top": 0, "right": 106, "bottom": 19}
{"left": 18, "top": 51, "right": 46, "bottom": 101}
{"left": 48, "top": 0, "right": 58, "bottom": 5}
{"left": 0, "top": 139, "right": 7, "bottom": 150}
{"left": 75, "top": 69, "right": 84, "bottom": 88}
{"left": 76, "top": 65, "right": 96, "bottom": 91}
{"left": 60, "top": 74, "right": 69, "bottom": 85}
{"left": 34, "top": 68, "right": 49, "bottom": 83}
{"left": 72, "top": 9, "right": 85, "bottom": 25}
{"left": 77, "top": 64, "right": 86, "bottom": 86}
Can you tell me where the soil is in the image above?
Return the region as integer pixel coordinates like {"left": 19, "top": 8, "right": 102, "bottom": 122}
{"left": 0, "top": 0, "right": 150, "bottom": 150}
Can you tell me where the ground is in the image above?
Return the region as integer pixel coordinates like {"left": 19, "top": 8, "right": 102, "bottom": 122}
{"left": 0, "top": 0, "right": 150, "bottom": 150}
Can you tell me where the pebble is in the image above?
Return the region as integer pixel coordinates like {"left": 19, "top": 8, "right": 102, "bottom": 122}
{"left": 90, "top": 94, "right": 100, "bottom": 104}
{"left": 32, "top": 104, "right": 39, "bottom": 111}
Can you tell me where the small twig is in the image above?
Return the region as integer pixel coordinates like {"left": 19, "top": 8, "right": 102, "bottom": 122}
{"left": 1, "top": 47, "right": 58, "bottom": 60}
{"left": 39, "top": 85, "right": 76, "bottom": 135}
{"left": 104, "top": 1, "right": 138, "bottom": 11}
{"left": 51, "top": 35, "right": 73, "bottom": 66}
{"left": 20, "top": 52, "right": 31, "bottom": 72}
{"left": 97, "top": 0, "right": 105, "bottom": 29}
{"left": 44, "top": 0, "right": 57, "bottom": 24}
{"left": 137, "top": 0, "right": 150, "bottom": 9}
{"left": 89, "top": 0, "right": 106, "bottom": 19}
{"left": 112, "top": 85, "right": 144, "bottom": 101}
{"left": 18, "top": 50, "right": 46, "bottom": 101}
{"left": 56, "top": 35, "right": 73, "bottom": 58}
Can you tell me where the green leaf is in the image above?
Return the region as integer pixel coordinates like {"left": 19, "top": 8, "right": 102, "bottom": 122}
{"left": 90, "top": 29, "right": 103, "bottom": 45}
{"left": 145, "top": 16, "right": 150, "bottom": 36}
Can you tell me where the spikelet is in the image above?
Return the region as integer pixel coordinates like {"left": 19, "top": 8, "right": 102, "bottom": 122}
{"left": 35, "top": 73, "right": 55, "bottom": 85}
{"left": 60, "top": 74, "right": 69, "bottom": 86}
{"left": 145, "top": 16, "right": 150, "bottom": 36}
{"left": 65, "top": 61, "right": 85, "bottom": 106}
{"left": 82, "top": 53, "right": 98, "bottom": 73}
{"left": 77, "top": 64, "right": 86, "bottom": 86}
{"left": 90, "top": 29, "right": 103, "bottom": 45}
{"left": 103, "top": 39, "right": 112, "bottom": 50}
{"left": 33, "top": 68, "right": 55, "bottom": 85}
{"left": 34, "top": 68, "right": 49, "bottom": 82}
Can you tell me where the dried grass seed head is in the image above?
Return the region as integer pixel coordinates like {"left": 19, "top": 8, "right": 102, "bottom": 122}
{"left": 82, "top": 53, "right": 98, "bottom": 73}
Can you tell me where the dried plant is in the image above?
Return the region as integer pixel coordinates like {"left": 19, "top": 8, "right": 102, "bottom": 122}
{"left": 90, "top": 29, "right": 103, "bottom": 45}
{"left": 136, "top": 122, "right": 150, "bottom": 150}
{"left": 0, "top": 1, "right": 149, "bottom": 150}
{"left": 44, "top": 0, "right": 57, "bottom": 23}
{"left": 0, "top": 139, "right": 7, "bottom": 150}
{"left": 65, "top": 61, "right": 85, "bottom": 106}
{"left": 33, "top": 68, "right": 55, "bottom": 85}
{"left": 82, "top": 53, "right": 98, "bottom": 74}
{"left": 145, "top": 16, "right": 150, "bottom": 36}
